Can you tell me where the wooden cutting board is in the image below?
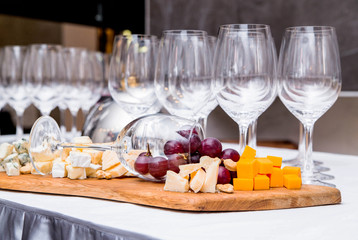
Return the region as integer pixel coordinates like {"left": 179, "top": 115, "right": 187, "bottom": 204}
{"left": 0, "top": 173, "right": 341, "bottom": 212}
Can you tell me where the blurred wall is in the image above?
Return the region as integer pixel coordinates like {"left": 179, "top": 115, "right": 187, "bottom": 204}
{"left": 149, "top": 0, "right": 358, "bottom": 155}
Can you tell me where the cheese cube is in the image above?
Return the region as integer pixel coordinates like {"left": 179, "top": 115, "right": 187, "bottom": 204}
{"left": 283, "top": 174, "right": 302, "bottom": 189}
{"left": 164, "top": 170, "right": 189, "bottom": 193}
{"left": 66, "top": 151, "right": 92, "bottom": 168}
{"left": 105, "top": 163, "right": 127, "bottom": 178}
{"left": 241, "top": 146, "right": 256, "bottom": 160}
{"left": 20, "top": 162, "right": 32, "bottom": 174}
{"left": 31, "top": 161, "right": 53, "bottom": 175}
{"left": 66, "top": 165, "right": 86, "bottom": 180}
{"left": 237, "top": 159, "right": 258, "bottom": 179}
{"left": 178, "top": 163, "right": 202, "bottom": 178}
{"left": 12, "top": 138, "right": 29, "bottom": 154}
{"left": 3, "top": 153, "right": 20, "bottom": 165}
{"left": 18, "top": 153, "right": 31, "bottom": 166}
{"left": 199, "top": 156, "right": 221, "bottom": 170}
{"left": 86, "top": 164, "right": 102, "bottom": 178}
{"left": 201, "top": 160, "right": 220, "bottom": 193}
{"left": 233, "top": 178, "right": 253, "bottom": 191}
{"left": 283, "top": 166, "right": 301, "bottom": 177}
{"left": 269, "top": 167, "right": 284, "bottom": 188}
{"left": 72, "top": 136, "right": 93, "bottom": 144}
{"left": 82, "top": 149, "right": 103, "bottom": 165}
{"left": 61, "top": 147, "right": 72, "bottom": 161}
{"left": 52, "top": 161, "right": 69, "bottom": 178}
{"left": 189, "top": 168, "right": 206, "bottom": 193}
{"left": 267, "top": 155, "right": 282, "bottom": 168}
{"left": 102, "top": 150, "right": 121, "bottom": 170}
{"left": 4, "top": 161, "right": 20, "bottom": 176}
{"left": 0, "top": 143, "right": 15, "bottom": 160}
{"left": 254, "top": 175, "right": 270, "bottom": 190}
{"left": 256, "top": 158, "right": 273, "bottom": 174}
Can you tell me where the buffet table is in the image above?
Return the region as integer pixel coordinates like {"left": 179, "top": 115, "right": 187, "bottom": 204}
{"left": 0, "top": 144, "right": 357, "bottom": 240}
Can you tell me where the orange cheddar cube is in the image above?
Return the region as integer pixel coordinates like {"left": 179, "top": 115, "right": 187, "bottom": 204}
{"left": 269, "top": 167, "right": 283, "bottom": 188}
{"left": 282, "top": 166, "right": 301, "bottom": 178}
{"left": 254, "top": 174, "right": 270, "bottom": 190}
{"left": 283, "top": 174, "right": 302, "bottom": 189}
{"left": 256, "top": 158, "right": 273, "bottom": 174}
{"left": 237, "top": 159, "right": 258, "bottom": 179}
{"left": 267, "top": 155, "right": 282, "bottom": 168}
{"left": 233, "top": 178, "right": 253, "bottom": 191}
{"left": 241, "top": 146, "right": 256, "bottom": 160}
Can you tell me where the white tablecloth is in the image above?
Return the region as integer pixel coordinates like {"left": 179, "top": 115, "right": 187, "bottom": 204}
{"left": 0, "top": 145, "right": 357, "bottom": 240}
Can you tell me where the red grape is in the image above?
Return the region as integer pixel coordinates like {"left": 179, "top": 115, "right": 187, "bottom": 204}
{"left": 164, "top": 140, "right": 185, "bottom": 156}
{"left": 148, "top": 156, "right": 168, "bottom": 179}
{"left": 167, "top": 154, "right": 187, "bottom": 173}
{"left": 134, "top": 155, "right": 152, "bottom": 175}
{"left": 217, "top": 166, "right": 231, "bottom": 184}
{"left": 190, "top": 152, "right": 201, "bottom": 163}
{"left": 220, "top": 148, "right": 240, "bottom": 162}
{"left": 182, "top": 134, "right": 201, "bottom": 154}
{"left": 177, "top": 127, "right": 199, "bottom": 139}
{"left": 198, "top": 137, "right": 222, "bottom": 158}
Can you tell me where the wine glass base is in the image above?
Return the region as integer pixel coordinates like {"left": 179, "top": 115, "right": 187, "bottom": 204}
{"left": 313, "top": 172, "right": 334, "bottom": 181}
{"left": 302, "top": 178, "right": 336, "bottom": 188}
{"left": 283, "top": 159, "right": 331, "bottom": 174}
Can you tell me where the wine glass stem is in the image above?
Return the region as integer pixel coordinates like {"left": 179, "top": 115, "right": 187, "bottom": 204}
{"left": 248, "top": 120, "right": 257, "bottom": 149}
{"left": 238, "top": 124, "right": 248, "bottom": 154}
{"left": 71, "top": 112, "right": 78, "bottom": 134}
{"left": 59, "top": 108, "right": 66, "bottom": 134}
{"left": 197, "top": 116, "right": 208, "bottom": 138}
{"left": 302, "top": 123, "right": 315, "bottom": 181}
{"left": 61, "top": 143, "right": 112, "bottom": 151}
{"left": 15, "top": 112, "right": 24, "bottom": 138}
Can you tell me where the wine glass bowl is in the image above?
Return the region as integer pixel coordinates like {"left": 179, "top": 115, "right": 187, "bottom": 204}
{"left": 29, "top": 114, "right": 204, "bottom": 182}
{"left": 109, "top": 34, "right": 161, "bottom": 117}
{"left": 278, "top": 26, "right": 341, "bottom": 186}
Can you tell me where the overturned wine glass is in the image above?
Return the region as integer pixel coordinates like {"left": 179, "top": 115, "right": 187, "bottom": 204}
{"left": 28, "top": 114, "right": 204, "bottom": 182}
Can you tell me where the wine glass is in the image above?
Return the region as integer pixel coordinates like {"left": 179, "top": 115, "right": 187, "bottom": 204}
{"left": 80, "top": 51, "right": 104, "bottom": 117}
{"left": 1, "top": 45, "right": 30, "bottom": 138}
{"left": 109, "top": 34, "right": 161, "bottom": 118}
{"left": 28, "top": 114, "right": 204, "bottom": 182}
{"left": 23, "top": 44, "right": 66, "bottom": 116}
{"left": 62, "top": 47, "right": 93, "bottom": 138}
{"left": 278, "top": 26, "right": 341, "bottom": 187}
{"left": 213, "top": 24, "right": 277, "bottom": 154}
{"left": 155, "top": 30, "right": 213, "bottom": 121}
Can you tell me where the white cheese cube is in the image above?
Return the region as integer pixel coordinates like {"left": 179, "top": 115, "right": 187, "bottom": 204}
{"left": 164, "top": 170, "right": 189, "bottom": 193}
{"left": 86, "top": 164, "right": 102, "bottom": 178}
{"left": 82, "top": 149, "right": 103, "bottom": 165}
{"left": 31, "top": 161, "right": 53, "bottom": 175}
{"left": 66, "top": 151, "right": 91, "bottom": 168}
{"left": 102, "top": 150, "right": 120, "bottom": 170}
{"left": 4, "top": 161, "right": 20, "bottom": 176}
{"left": 0, "top": 143, "right": 15, "bottom": 160}
{"left": 52, "top": 161, "right": 68, "bottom": 178}
{"left": 66, "top": 165, "right": 86, "bottom": 180}
{"left": 12, "top": 138, "right": 29, "bottom": 154}
{"left": 105, "top": 163, "right": 127, "bottom": 178}
{"left": 72, "top": 136, "right": 92, "bottom": 144}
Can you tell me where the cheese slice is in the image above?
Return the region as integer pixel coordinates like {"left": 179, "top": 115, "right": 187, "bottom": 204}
{"left": 200, "top": 160, "right": 220, "bottom": 193}
{"left": 3, "top": 153, "right": 20, "bottom": 166}
{"left": 67, "top": 151, "right": 92, "bottom": 168}
{"left": 52, "top": 161, "right": 69, "bottom": 178}
{"left": 4, "top": 161, "right": 20, "bottom": 176}
{"left": 199, "top": 156, "right": 221, "bottom": 170}
{"left": 86, "top": 164, "right": 102, "bottom": 178}
{"left": 189, "top": 168, "right": 206, "bottom": 193}
{"left": 31, "top": 161, "right": 53, "bottom": 175}
{"left": 0, "top": 143, "right": 15, "bottom": 160}
{"left": 102, "top": 150, "right": 120, "bottom": 170}
{"left": 20, "top": 162, "right": 32, "bottom": 174}
{"left": 82, "top": 149, "right": 103, "bottom": 165}
{"left": 66, "top": 165, "right": 86, "bottom": 180}
{"left": 178, "top": 163, "right": 202, "bottom": 178}
{"left": 105, "top": 163, "right": 127, "bottom": 178}
{"left": 164, "top": 170, "right": 189, "bottom": 193}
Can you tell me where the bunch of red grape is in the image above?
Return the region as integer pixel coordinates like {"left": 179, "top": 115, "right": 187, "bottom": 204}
{"left": 134, "top": 129, "right": 240, "bottom": 181}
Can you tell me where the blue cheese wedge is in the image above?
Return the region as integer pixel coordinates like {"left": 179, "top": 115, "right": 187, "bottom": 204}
{"left": 3, "top": 153, "right": 20, "bottom": 165}
{"left": 20, "top": 162, "right": 32, "bottom": 174}
{"left": 18, "top": 153, "right": 31, "bottom": 166}
{"left": 12, "top": 138, "right": 29, "bottom": 154}
{"left": 4, "top": 161, "right": 20, "bottom": 176}
{"left": 66, "top": 151, "right": 91, "bottom": 168}
{"left": 0, "top": 164, "right": 5, "bottom": 172}
{"left": 66, "top": 165, "right": 86, "bottom": 180}
{"left": 0, "top": 143, "right": 15, "bottom": 160}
